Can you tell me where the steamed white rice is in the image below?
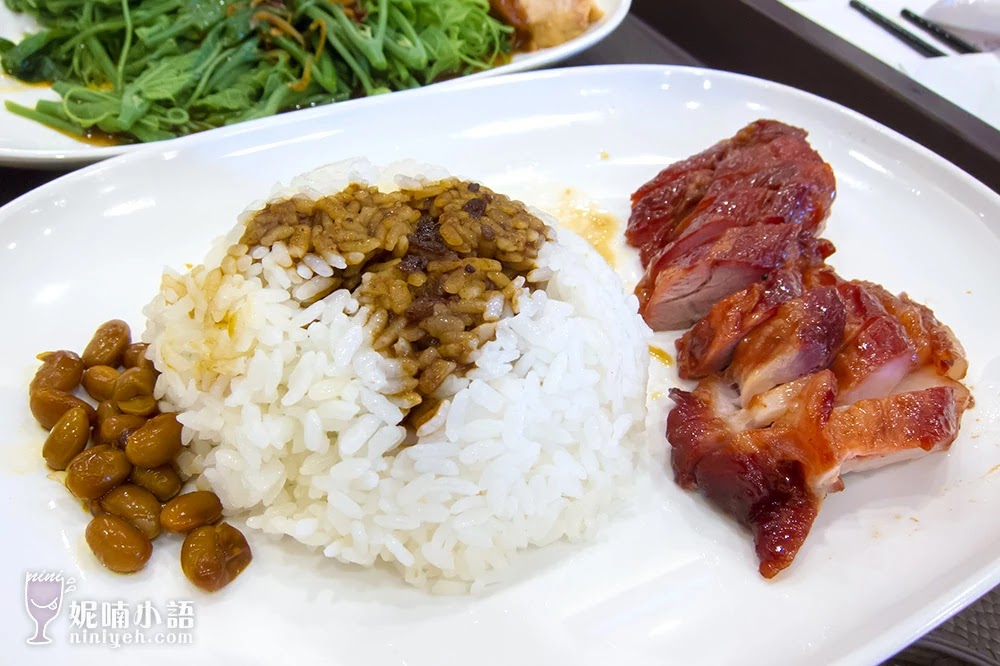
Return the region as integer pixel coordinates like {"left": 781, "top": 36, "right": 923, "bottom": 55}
{"left": 143, "top": 159, "right": 651, "bottom": 592}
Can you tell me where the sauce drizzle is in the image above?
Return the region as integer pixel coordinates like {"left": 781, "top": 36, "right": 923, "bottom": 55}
{"left": 649, "top": 345, "right": 674, "bottom": 366}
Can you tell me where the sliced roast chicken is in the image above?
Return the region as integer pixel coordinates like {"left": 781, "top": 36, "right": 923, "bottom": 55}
{"left": 628, "top": 120, "right": 837, "bottom": 330}
{"left": 629, "top": 120, "right": 973, "bottom": 578}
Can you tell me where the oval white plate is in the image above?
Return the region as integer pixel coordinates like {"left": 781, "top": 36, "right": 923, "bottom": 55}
{"left": 0, "top": 0, "right": 629, "bottom": 168}
{"left": 2, "top": 65, "right": 999, "bottom": 666}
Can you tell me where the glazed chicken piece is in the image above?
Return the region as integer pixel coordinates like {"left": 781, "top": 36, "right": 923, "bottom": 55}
{"left": 668, "top": 371, "right": 840, "bottom": 578}
{"left": 670, "top": 371, "right": 970, "bottom": 578}
{"left": 831, "top": 315, "right": 915, "bottom": 405}
{"left": 635, "top": 223, "right": 834, "bottom": 331}
{"left": 728, "top": 272, "right": 918, "bottom": 406}
{"left": 826, "top": 280, "right": 916, "bottom": 406}
{"left": 668, "top": 273, "right": 972, "bottom": 578}
{"left": 727, "top": 284, "right": 846, "bottom": 405}
{"left": 627, "top": 140, "right": 731, "bottom": 263}
{"left": 676, "top": 269, "right": 804, "bottom": 380}
{"left": 641, "top": 120, "right": 974, "bottom": 578}
{"left": 815, "top": 275, "right": 967, "bottom": 403}
{"left": 827, "top": 384, "right": 971, "bottom": 475}
{"left": 626, "top": 120, "right": 836, "bottom": 330}
{"left": 863, "top": 283, "right": 969, "bottom": 382}
{"left": 628, "top": 121, "right": 835, "bottom": 262}
{"left": 724, "top": 275, "right": 970, "bottom": 414}
{"left": 489, "top": 0, "right": 602, "bottom": 49}
{"left": 680, "top": 273, "right": 959, "bottom": 404}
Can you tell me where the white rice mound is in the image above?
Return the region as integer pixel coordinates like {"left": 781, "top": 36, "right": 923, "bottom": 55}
{"left": 143, "top": 159, "right": 652, "bottom": 592}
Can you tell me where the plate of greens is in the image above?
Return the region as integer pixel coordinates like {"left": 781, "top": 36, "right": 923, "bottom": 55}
{"left": 0, "top": 0, "right": 628, "bottom": 168}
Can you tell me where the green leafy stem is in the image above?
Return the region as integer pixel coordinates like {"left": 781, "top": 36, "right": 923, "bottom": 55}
{"left": 0, "top": 0, "right": 513, "bottom": 143}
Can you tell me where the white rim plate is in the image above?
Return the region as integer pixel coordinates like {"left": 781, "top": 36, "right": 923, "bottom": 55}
{"left": 0, "top": 0, "right": 629, "bottom": 168}
{"left": 2, "top": 65, "right": 999, "bottom": 665}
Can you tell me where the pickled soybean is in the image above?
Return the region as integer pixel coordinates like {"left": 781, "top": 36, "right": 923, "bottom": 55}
{"left": 125, "top": 414, "right": 182, "bottom": 467}
{"left": 97, "top": 414, "right": 148, "bottom": 447}
{"left": 30, "top": 388, "right": 97, "bottom": 430}
{"left": 181, "top": 523, "right": 252, "bottom": 592}
{"left": 82, "top": 365, "right": 120, "bottom": 402}
{"left": 96, "top": 400, "right": 119, "bottom": 426}
{"left": 161, "top": 491, "right": 223, "bottom": 533}
{"left": 117, "top": 396, "right": 158, "bottom": 417}
{"left": 30, "top": 317, "right": 255, "bottom": 592}
{"left": 98, "top": 484, "right": 162, "bottom": 539}
{"left": 42, "top": 406, "right": 90, "bottom": 470}
{"left": 66, "top": 445, "right": 132, "bottom": 500}
{"left": 82, "top": 320, "right": 131, "bottom": 368}
{"left": 86, "top": 514, "right": 152, "bottom": 574}
{"left": 130, "top": 465, "right": 183, "bottom": 502}
{"left": 30, "top": 350, "right": 84, "bottom": 394}
{"left": 113, "top": 367, "right": 157, "bottom": 416}
{"left": 123, "top": 343, "right": 154, "bottom": 369}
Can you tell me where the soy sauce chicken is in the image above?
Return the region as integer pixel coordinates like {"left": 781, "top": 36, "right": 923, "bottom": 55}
{"left": 628, "top": 120, "right": 837, "bottom": 330}
{"left": 629, "top": 120, "right": 973, "bottom": 578}
{"left": 669, "top": 276, "right": 971, "bottom": 578}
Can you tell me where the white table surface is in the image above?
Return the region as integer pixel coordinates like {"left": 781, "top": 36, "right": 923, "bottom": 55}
{"left": 778, "top": 0, "right": 1000, "bottom": 131}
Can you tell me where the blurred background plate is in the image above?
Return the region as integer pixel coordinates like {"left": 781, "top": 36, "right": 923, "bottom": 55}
{"left": 0, "top": 0, "right": 629, "bottom": 168}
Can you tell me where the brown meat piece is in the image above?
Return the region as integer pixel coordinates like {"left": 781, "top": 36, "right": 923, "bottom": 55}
{"left": 627, "top": 120, "right": 836, "bottom": 331}
{"left": 635, "top": 223, "right": 834, "bottom": 331}
{"left": 676, "top": 268, "right": 804, "bottom": 380}
{"left": 666, "top": 270, "right": 972, "bottom": 578}
{"left": 668, "top": 371, "right": 839, "bottom": 578}
{"left": 490, "top": 0, "right": 601, "bottom": 49}
{"left": 728, "top": 285, "right": 847, "bottom": 405}
{"left": 650, "top": 122, "right": 973, "bottom": 579}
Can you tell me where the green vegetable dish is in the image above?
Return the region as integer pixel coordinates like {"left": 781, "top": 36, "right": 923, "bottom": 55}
{"left": 0, "top": 0, "right": 514, "bottom": 144}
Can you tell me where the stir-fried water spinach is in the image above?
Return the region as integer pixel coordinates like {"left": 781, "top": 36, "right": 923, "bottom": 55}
{"left": 0, "top": 0, "right": 513, "bottom": 143}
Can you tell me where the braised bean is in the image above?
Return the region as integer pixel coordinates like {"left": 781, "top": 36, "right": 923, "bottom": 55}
{"left": 86, "top": 514, "right": 152, "bottom": 574}
{"left": 96, "top": 400, "right": 118, "bottom": 425}
{"left": 96, "top": 414, "right": 147, "bottom": 448}
{"left": 30, "top": 350, "right": 84, "bottom": 394}
{"left": 125, "top": 414, "right": 182, "bottom": 468}
{"left": 123, "top": 343, "right": 154, "bottom": 370}
{"left": 41, "top": 407, "right": 91, "bottom": 470}
{"left": 98, "top": 484, "right": 162, "bottom": 540}
{"left": 129, "top": 465, "right": 182, "bottom": 502}
{"left": 82, "top": 320, "right": 131, "bottom": 368}
{"left": 81, "top": 365, "right": 119, "bottom": 402}
{"left": 161, "top": 491, "right": 223, "bottom": 533}
{"left": 180, "top": 522, "right": 252, "bottom": 592}
{"left": 29, "top": 388, "right": 97, "bottom": 430}
{"left": 65, "top": 445, "right": 132, "bottom": 500}
{"left": 117, "top": 396, "right": 158, "bottom": 417}
{"left": 112, "top": 367, "right": 156, "bottom": 400}
{"left": 112, "top": 367, "right": 158, "bottom": 416}
{"left": 94, "top": 402, "right": 120, "bottom": 443}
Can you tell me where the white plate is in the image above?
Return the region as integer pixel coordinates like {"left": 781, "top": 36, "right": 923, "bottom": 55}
{"left": 0, "top": 0, "right": 629, "bottom": 168}
{"left": 2, "top": 64, "right": 999, "bottom": 665}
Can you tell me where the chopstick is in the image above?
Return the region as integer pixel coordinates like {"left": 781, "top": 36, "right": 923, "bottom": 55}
{"left": 900, "top": 8, "right": 982, "bottom": 54}
{"left": 848, "top": 0, "right": 946, "bottom": 58}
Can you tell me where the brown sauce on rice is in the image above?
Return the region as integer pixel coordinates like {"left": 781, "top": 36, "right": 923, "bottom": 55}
{"left": 238, "top": 179, "right": 553, "bottom": 427}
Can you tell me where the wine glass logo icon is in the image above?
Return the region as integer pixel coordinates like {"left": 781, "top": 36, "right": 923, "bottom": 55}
{"left": 24, "top": 572, "right": 72, "bottom": 646}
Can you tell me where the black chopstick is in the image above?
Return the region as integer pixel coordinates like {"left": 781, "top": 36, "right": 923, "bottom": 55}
{"left": 848, "top": 0, "right": 947, "bottom": 58}
{"left": 900, "top": 8, "right": 982, "bottom": 54}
